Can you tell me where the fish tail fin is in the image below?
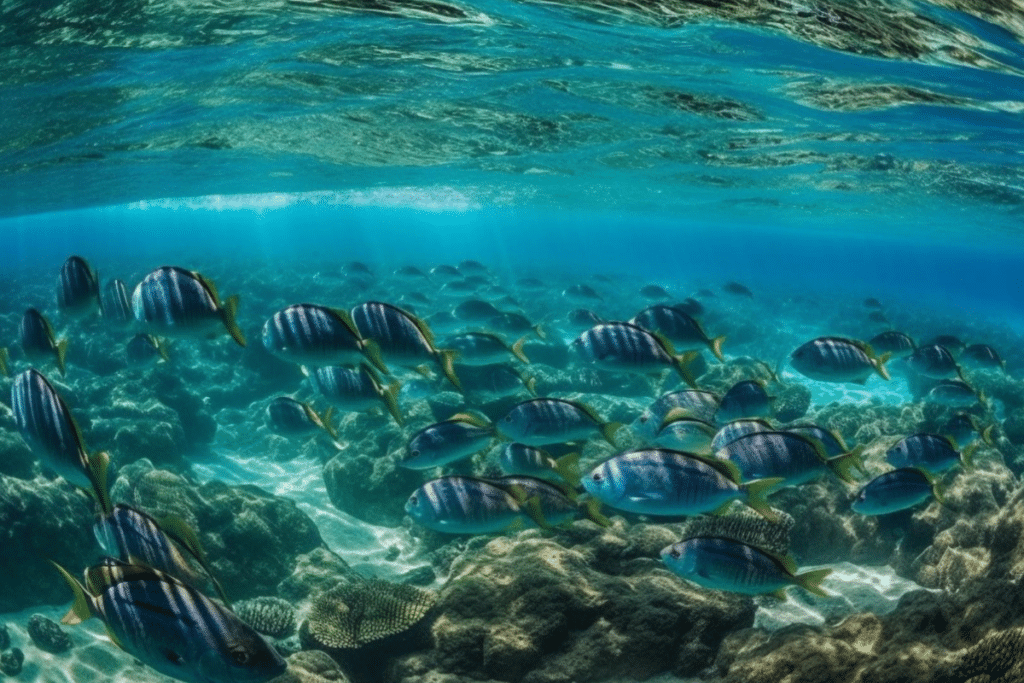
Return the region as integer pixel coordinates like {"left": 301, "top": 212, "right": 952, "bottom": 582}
{"left": 582, "top": 497, "right": 612, "bottom": 528}
{"left": 362, "top": 339, "right": 389, "bottom": 375}
{"left": 50, "top": 561, "right": 93, "bottom": 625}
{"left": 511, "top": 335, "right": 530, "bottom": 364}
{"left": 88, "top": 451, "right": 113, "bottom": 516}
{"left": 521, "top": 495, "right": 553, "bottom": 530}
{"left": 742, "top": 478, "right": 783, "bottom": 522}
{"left": 600, "top": 422, "right": 622, "bottom": 446}
{"left": 436, "top": 349, "right": 462, "bottom": 392}
{"left": 962, "top": 442, "right": 979, "bottom": 471}
{"left": 982, "top": 425, "right": 996, "bottom": 447}
{"left": 381, "top": 381, "right": 405, "bottom": 427}
{"left": 874, "top": 352, "right": 891, "bottom": 381}
{"left": 978, "top": 390, "right": 990, "bottom": 411}
{"left": 522, "top": 374, "right": 538, "bottom": 396}
{"left": 827, "top": 445, "right": 865, "bottom": 485}
{"left": 533, "top": 324, "right": 547, "bottom": 340}
{"left": 56, "top": 338, "right": 69, "bottom": 376}
{"left": 709, "top": 335, "right": 726, "bottom": 363}
{"left": 0, "top": 347, "right": 8, "bottom": 377}
{"left": 673, "top": 350, "right": 700, "bottom": 389}
{"left": 554, "top": 452, "right": 581, "bottom": 488}
{"left": 155, "top": 337, "right": 170, "bottom": 362}
{"left": 221, "top": 295, "right": 246, "bottom": 347}
{"left": 320, "top": 406, "right": 339, "bottom": 441}
{"left": 794, "top": 567, "right": 832, "bottom": 598}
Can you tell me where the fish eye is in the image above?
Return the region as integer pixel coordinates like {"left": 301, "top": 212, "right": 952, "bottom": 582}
{"left": 592, "top": 472, "right": 602, "bottom": 482}
{"left": 409, "top": 494, "right": 419, "bottom": 506}
{"left": 504, "top": 415, "right": 513, "bottom": 423}
{"left": 670, "top": 549, "right": 681, "bottom": 559}
{"left": 411, "top": 449, "right": 420, "bottom": 458}
{"left": 230, "top": 648, "right": 250, "bottom": 665}
{"left": 639, "top": 415, "right": 648, "bottom": 423}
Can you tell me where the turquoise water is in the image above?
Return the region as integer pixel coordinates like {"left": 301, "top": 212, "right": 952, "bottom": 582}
{"left": 2, "top": 1, "right": 1024, "bottom": 682}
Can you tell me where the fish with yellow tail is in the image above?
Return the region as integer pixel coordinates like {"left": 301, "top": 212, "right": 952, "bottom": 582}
{"left": 132, "top": 266, "right": 245, "bottom": 347}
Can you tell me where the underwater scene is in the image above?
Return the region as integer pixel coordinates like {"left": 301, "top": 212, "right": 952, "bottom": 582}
{"left": 2, "top": 0, "right": 1024, "bottom": 682}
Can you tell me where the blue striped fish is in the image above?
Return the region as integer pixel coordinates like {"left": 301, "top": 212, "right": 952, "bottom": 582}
{"left": 350, "top": 301, "right": 459, "bottom": 390}
{"left": 852, "top": 468, "right": 941, "bottom": 515}
{"left": 961, "top": 343, "right": 1006, "bottom": 373}
{"left": 499, "top": 443, "right": 579, "bottom": 486}
{"left": 790, "top": 336, "right": 889, "bottom": 384}
{"left": 904, "top": 344, "right": 961, "bottom": 380}
{"left": 444, "top": 331, "right": 529, "bottom": 366}
{"left": 715, "top": 431, "right": 863, "bottom": 491}
{"left": 633, "top": 389, "right": 720, "bottom": 443}
{"left": 571, "top": 322, "right": 699, "bottom": 388}
{"left": 630, "top": 305, "right": 725, "bottom": 362}
{"left": 126, "top": 333, "right": 170, "bottom": 366}
{"left": 56, "top": 255, "right": 100, "bottom": 318}
{"left": 266, "top": 396, "right": 339, "bottom": 441}
{"left": 307, "top": 364, "right": 403, "bottom": 426}
{"left": 132, "top": 266, "right": 245, "bottom": 347}
{"left": 19, "top": 308, "right": 69, "bottom": 376}
{"left": 100, "top": 278, "right": 133, "bottom": 326}
{"left": 711, "top": 418, "right": 774, "bottom": 453}
{"left": 94, "top": 505, "right": 228, "bottom": 604}
{"left": 581, "top": 448, "right": 779, "bottom": 519}
{"left": 52, "top": 560, "right": 285, "bottom": 683}
{"left": 661, "top": 536, "right": 830, "bottom": 599}
{"left": 885, "top": 433, "right": 972, "bottom": 474}
{"left": 261, "top": 303, "right": 386, "bottom": 372}
{"left": 402, "top": 413, "right": 496, "bottom": 470}
{"left": 10, "top": 369, "right": 110, "bottom": 503}
{"left": 405, "top": 476, "right": 526, "bottom": 534}
{"left": 716, "top": 380, "right": 774, "bottom": 423}
{"left": 498, "top": 397, "right": 621, "bottom": 447}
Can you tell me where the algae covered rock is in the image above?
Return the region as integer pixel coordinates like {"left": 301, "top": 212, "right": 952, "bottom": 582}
{"left": 391, "top": 529, "right": 755, "bottom": 683}
{"left": 323, "top": 437, "right": 423, "bottom": 527}
{"left": 26, "top": 614, "right": 72, "bottom": 654}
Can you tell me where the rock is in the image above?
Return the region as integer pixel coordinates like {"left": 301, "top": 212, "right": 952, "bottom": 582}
{"left": 0, "top": 648, "right": 24, "bottom": 677}
{"left": 27, "top": 614, "right": 72, "bottom": 654}
{"left": 0, "top": 413, "right": 37, "bottom": 479}
{"left": 774, "top": 383, "right": 811, "bottom": 422}
{"left": 391, "top": 530, "right": 755, "bottom": 683}
{"left": 278, "top": 547, "right": 362, "bottom": 602}
{"left": 323, "top": 442, "right": 423, "bottom": 527}
{"left": 277, "top": 650, "right": 352, "bottom": 683}
{"left": 0, "top": 623, "right": 8, "bottom": 650}
{"left": 0, "top": 475, "right": 94, "bottom": 613}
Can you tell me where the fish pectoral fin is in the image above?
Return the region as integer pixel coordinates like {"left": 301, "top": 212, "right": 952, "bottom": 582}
{"left": 769, "top": 589, "right": 789, "bottom": 602}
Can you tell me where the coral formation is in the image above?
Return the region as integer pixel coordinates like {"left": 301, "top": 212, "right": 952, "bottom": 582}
{"left": 235, "top": 596, "right": 298, "bottom": 639}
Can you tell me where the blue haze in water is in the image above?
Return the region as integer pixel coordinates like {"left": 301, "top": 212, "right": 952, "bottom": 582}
{"left": 2, "top": 0, "right": 1024, "bottom": 681}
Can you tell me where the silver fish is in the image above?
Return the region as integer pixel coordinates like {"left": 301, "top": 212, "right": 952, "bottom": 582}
{"left": 261, "top": 303, "right": 386, "bottom": 372}
{"left": 19, "top": 308, "right": 68, "bottom": 376}
{"left": 56, "top": 255, "right": 100, "bottom": 318}
{"left": 404, "top": 476, "right": 526, "bottom": 534}
{"left": 571, "top": 322, "right": 699, "bottom": 388}
{"left": 402, "top": 413, "right": 496, "bottom": 470}
{"left": 307, "top": 364, "right": 403, "bottom": 425}
{"left": 790, "top": 336, "right": 889, "bottom": 384}
{"left": 498, "top": 398, "right": 620, "bottom": 447}
{"left": 132, "top": 266, "right": 245, "bottom": 346}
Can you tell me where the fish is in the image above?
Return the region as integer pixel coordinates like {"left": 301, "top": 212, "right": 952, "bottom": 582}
{"left": 570, "top": 322, "right": 700, "bottom": 388}
{"left": 402, "top": 291, "right": 431, "bottom": 305}
{"left": 459, "top": 364, "right": 537, "bottom": 396}
{"left": 350, "top": 301, "right": 460, "bottom": 390}
{"left": 126, "top": 334, "right": 170, "bottom": 366}
{"left": 430, "top": 264, "right": 461, "bottom": 280}
{"left": 445, "top": 332, "right": 529, "bottom": 365}
{"left": 674, "top": 298, "right": 704, "bottom": 317}
{"left": 498, "top": 397, "right": 621, "bottom": 446}
{"left": 716, "top": 431, "right": 863, "bottom": 491}
{"left": 344, "top": 261, "right": 373, "bottom": 277}
{"left": 132, "top": 266, "right": 245, "bottom": 347}
{"left": 867, "top": 311, "right": 889, "bottom": 324}
{"left": 904, "top": 344, "right": 963, "bottom": 380}
{"left": 715, "top": 380, "right": 773, "bottom": 423}
{"left": 868, "top": 330, "right": 916, "bottom": 359}
{"left": 404, "top": 476, "right": 527, "bottom": 534}
{"left": 516, "top": 277, "right": 545, "bottom": 290}
{"left": 56, "top": 255, "right": 100, "bottom": 318}
{"left": 563, "top": 284, "right": 603, "bottom": 302}
{"left": 19, "top": 308, "right": 69, "bottom": 376}
{"left": 93, "top": 504, "right": 228, "bottom": 604}
{"left": 52, "top": 560, "right": 286, "bottom": 683}
{"left": 710, "top": 418, "right": 775, "bottom": 453}
{"left": 790, "top": 336, "right": 890, "bottom": 384}
{"left": 652, "top": 413, "right": 716, "bottom": 453}
{"left": 402, "top": 413, "right": 496, "bottom": 470}
{"left": 885, "top": 433, "right": 974, "bottom": 474}
{"left": 261, "top": 303, "right": 386, "bottom": 372}
{"left": 459, "top": 260, "right": 488, "bottom": 274}
{"left": 307, "top": 364, "right": 403, "bottom": 426}
{"left": 722, "top": 281, "right": 753, "bottom": 297}
{"left": 634, "top": 389, "right": 720, "bottom": 442}
{"left": 453, "top": 299, "right": 503, "bottom": 322}
{"left": 581, "top": 449, "right": 779, "bottom": 519}
{"left": 100, "top": 279, "right": 133, "bottom": 326}
{"left": 566, "top": 309, "right": 605, "bottom": 333}
{"left": 630, "top": 305, "right": 725, "bottom": 362}
{"left": 863, "top": 298, "right": 883, "bottom": 309}
{"left": 498, "top": 443, "right": 580, "bottom": 486}
{"left": 924, "top": 379, "right": 986, "bottom": 408}
{"left": 961, "top": 344, "right": 1006, "bottom": 373}
{"left": 395, "top": 265, "right": 428, "bottom": 278}
{"left": 639, "top": 284, "right": 671, "bottom": 300}
{"left": 440, "top": 281, "right": 479, "bottom": 296}
{"left": 942, "top": 413, "right": 995, "bottom": 449}
{"left": 852, "top": 468, "right": 942, "bottom": 515}
{"left": 661, "top": 536, "right": 831, "bottom": 600}
{"left": 10, "top": 369, "right": 111, "bottom": 501}
{"left": 488, "top": 312, "right": 545, "bottom": 340}
{"left": 266, "top": 396, "right": 339, "bottom": 441}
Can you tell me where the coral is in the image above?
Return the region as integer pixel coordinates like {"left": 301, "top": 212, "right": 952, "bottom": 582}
{"left": 774, "top": 383, "right": 811, "bottom": 423}
{"left": 935, "top": 628, "right": 1024, "bottom": 683}
{"left": 276, "top": 650, "right": 352, "bottom": 683}
{"left": 0, "top": 474, "right": 94, "bottom": 613}
{"left": 303, "top": 580, "right": 437, "bottom": 650}
{"left": 234, "top": 597, "right": 297, "bottom": 639}
{"left": 27, "top": 614, "right": 72, "bottom": 654}
{"left": 278, "top": 547, "right": 362, "bottom": 602}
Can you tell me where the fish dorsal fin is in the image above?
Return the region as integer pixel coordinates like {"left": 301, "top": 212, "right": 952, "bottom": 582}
{"left": 659, "top": 410, "right": 714, "bottom": 434}
{"left": 650, "top": 330, "right": 677, "bottom": 355}
{"left": 757, "top": 545, "right": 799, "bottom": 577}
{"left": 563, "top": 399, "right": 603, "bottom": 425}
{"left": 448, "top": 412, "right": 492, "bottom": 429}
{"left": 358, "top": 363, "right": 383, "bottom": 390}
{"left": 659, "top": 406, "right": 701, "bottom": 430}
{"left": 663, "top": 448, "right": 742, "bottom": 484}
{"left": 193, "top": 272, "right": 222, "bottom": 307}
{"left": 156, "top": 515, "right": 230, "bottom": 604}
{"left": 85, "top": 559, "right": 171, "bottom": 593}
